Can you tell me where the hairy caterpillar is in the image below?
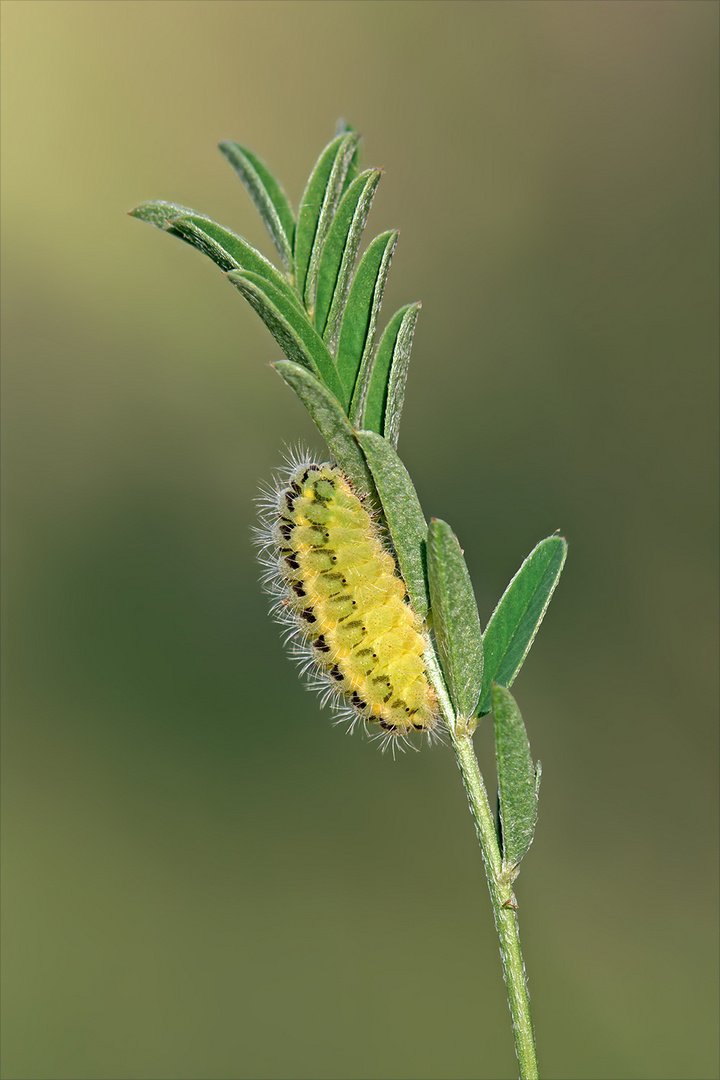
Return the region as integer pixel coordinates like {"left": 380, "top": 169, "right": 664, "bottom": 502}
{"left": 258, "top": 457, "right": 438, "bottom": 745}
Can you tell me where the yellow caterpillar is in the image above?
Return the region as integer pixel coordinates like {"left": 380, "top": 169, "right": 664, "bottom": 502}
{"left": 259, "top": 459, "right": 438, "bottom": 743}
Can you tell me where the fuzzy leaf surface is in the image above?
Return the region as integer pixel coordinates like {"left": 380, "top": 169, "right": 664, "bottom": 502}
{"left": 170, "top": 215, "right": 303, "bottom": 312}
{"left": 218, "top": 141, "right": 295, "bottom": 272}
{"left": 341, "top": 232, "right": 398, "bottom": 423}
{"left": 316, "top": 170, "right": 382, "bottom": 350}
{"left": 492, "top": 685, "right": 540, "bottom": 871}
{"left": 356, "top": 430, "right": 428, "bottom": 619}
{"left": 129, "top": 202, "right": 301, "bottom": 308}
{"left": 334, "top": 120, "right": 360, "bottom": 187}
{"left": 478, "top": 536, "right": 567, "bottom": 716}
{"left": 359, "top": 301, "right": 420, "bottom": 446}
{"left": 296, "top": 132, "right": 360, "bottom": 314}
{"left": 427, "top": 519, "right": 483, "bottom": 719}
{"left": 129, "top": 200, "right": 195, "bottom": 230}
{"left": 226, "top": 271, "right": 345, "bottom": 405}
{"left": 273, "top": 361, "right": 376, "bottom": 505}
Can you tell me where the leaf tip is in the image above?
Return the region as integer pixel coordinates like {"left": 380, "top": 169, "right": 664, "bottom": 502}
{"left": 491, "top": 682, "right": 511, "bottom": 711}
{"left": 335, "top": 118, "right": 358, "bottom": 137}
{"left": 127, "top": 203, "right": 160, "bottom": 222}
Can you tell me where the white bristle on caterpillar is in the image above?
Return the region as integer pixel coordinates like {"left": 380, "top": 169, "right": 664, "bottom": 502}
{"left": 256, "top": 453, "right": 439, "bottom": 748}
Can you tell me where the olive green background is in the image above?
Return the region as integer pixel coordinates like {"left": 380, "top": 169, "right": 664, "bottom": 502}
{"left": 2, "top": 2, "right": 718, "bottom": 1078}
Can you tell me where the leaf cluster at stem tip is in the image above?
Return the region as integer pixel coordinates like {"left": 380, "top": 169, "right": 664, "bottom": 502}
{"left": 130, "top": 122, "right": 567, "bottom": 873}
{"left": 130, "top": 122, "right": 415, "bottom": 446}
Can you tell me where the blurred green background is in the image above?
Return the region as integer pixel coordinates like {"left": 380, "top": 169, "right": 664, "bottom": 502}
{"left": 2, "top": 2, "right": 717, "bottom": 1078}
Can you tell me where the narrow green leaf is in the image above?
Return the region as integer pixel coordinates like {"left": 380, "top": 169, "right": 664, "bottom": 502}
{"left": 339, "top": 232, "right": 398, "bottom": 423}
{"left": 358, "top": 302, "right": 412, "bottom": 436}
{"left": 273, "top": 360, "right": 376, "bottom": 505}
{"left": 477, "top": 536, "right": 568, "bottom": 716}
{"left": 382, "top": 302, "right": 420, "bottom": 449}
{"left": 226, "top": 271, "right": 346, "bottom": 406}
{"left": 334, "top": 119, "right": 360, "bottom": 187}
{"left": 355, "top": 430, "right": 429, "bottom": 619}
{"left": 492, "top": 685, "right": 540, "bottom": 870}
{"left": 295, "top": 132, "right": 360, "bottom": 314}
{"left": 427, "top": 519, "right": 483, "bottom": 719}
{"left": 218, "top": 141, "right": 295, "bottom": 273}
{"left": 294, "top": 135, "right": 344, "bottom": 299}
{"left": 170, "top": 215, "right": 303, "bottom": 312}
{"left": 129, "top": 202, "right": 303, "bottom": 312}
{"left": 167, "top": 216, "right": 241, "bottom": 272}
{"left": 357, "top": 301, "right": 419, "bottom": 445}
{"left": 129, "top": 199, "right": 194, "bottom": 229}
{"left": 315, "top": 169, "right": 382, "bottom": 347}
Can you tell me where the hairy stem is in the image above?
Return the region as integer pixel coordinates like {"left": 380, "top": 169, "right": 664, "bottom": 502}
{"left": 424, "top": 650, "right": 539, "bottom": 1079}
{"left": 451, "top": 731, "right": 539, "bottom": 1079}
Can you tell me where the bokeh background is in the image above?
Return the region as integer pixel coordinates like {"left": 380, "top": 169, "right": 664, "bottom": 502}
{"left": 2, "top": 3, "right": 718, "bottom": 1078}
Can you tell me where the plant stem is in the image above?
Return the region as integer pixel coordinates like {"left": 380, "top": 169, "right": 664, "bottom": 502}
{"left": 424, "top": 650, "right": 539, "bottom": 1079}
{"left": 451, "top": 731, "right": 539, "bottom": 1079}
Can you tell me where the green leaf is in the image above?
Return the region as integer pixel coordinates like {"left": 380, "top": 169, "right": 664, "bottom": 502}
{"left": 167, "top": 216, "right": 241, "bottom": 272}
{"left": 427, "top": 519, "right": 483, "bottom": 719}
{"left": 339, "top": 232, "right": 398, "bottom": 423}
{"left": 169, "top": 215, "right": 303, "bottom": 312}
{"left": 218, "top": 141, "right": 295, "bottom": 273}
{"left": 129, "top": 199, "right": 195, "bottom": 229}
{"left": 355, "top": 430, "right": 429, "bottom": 619}
{"left": 334, "top": 119, "right": 360, "bottom": 187}
{"left": 315, "top": 169, "right": 382, "bottom": 348}
{"left": 226, "top": 271, "right": 346, "bottom": 405}
{"left": 294, "top": 132, "right": 361, "bottom": 313}
{"left": 477, "top": 536, "right": 568, "bottom": 716}
{"left": 492, "top": 685, "right": 540, "bottom": 871}
{"left": 129, "top": 202, "right": 303, "bottom": 312}
{"left": 356, "top": 300, "right": 419, "bottom": 445}
{"left": 273, "top": 360, "right": 376, "bottom": 506}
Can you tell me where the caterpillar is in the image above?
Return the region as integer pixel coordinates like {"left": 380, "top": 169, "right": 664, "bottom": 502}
{"left": 258, "top": 456, "right": 438, "bottom": 746}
